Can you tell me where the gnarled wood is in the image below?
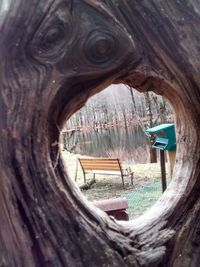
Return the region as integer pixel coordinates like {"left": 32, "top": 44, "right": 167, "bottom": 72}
{"left": 0, "top": 1, "right": 200, "bottom": 266}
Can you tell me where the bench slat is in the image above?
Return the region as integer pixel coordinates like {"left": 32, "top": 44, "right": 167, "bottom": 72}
{"left": 85, "top": 170, "right": 121, "bottom": 175}
{"left": 79, "top": 160, "right": 120, "bottom": 164}
{"left": 80, "top": 163, "right": 120, "bottom": 169}
{"left": 80, "top": 161, "right": 120, "bottom": 165}
{"left": 80, "top": 158, "right": 119, "bottom": 161}
{"left": 82, "top": 167, "right": 121, "bottom": 171}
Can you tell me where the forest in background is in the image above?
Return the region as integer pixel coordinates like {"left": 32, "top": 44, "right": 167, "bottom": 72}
{"left": 64, "top": 84, "right": 174, "bottom": 131}
{"left": 62, "top": 84, "right": 174, "bottom": 163}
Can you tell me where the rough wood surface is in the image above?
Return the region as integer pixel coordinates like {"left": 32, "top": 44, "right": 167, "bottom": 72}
{"left": 0, "top": 1, "right": 200, "bottom": 266}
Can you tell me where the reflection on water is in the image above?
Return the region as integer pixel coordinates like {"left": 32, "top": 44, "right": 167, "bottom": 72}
{"left": 73, "top": 125, "right": 149, "bottom": 164}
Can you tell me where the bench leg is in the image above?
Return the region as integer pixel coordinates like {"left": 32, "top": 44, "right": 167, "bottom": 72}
{"left": 83, "top": 172, "right": 86, "bottom": 183}
{"left": 122, "top": 175, "right": 125, "bottom": 189}
{"left": 131, "top": 173, "right": 133, "bottom": 185}
{"left": 93, "top": 173, "right": 96, "bottom": 181}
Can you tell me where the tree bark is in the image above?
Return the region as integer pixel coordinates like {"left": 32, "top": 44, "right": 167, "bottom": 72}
{"left": 0, "top": 1, "right": 200, "bottom": 267}
{"left": 144, "top": 92, "right": 157, "bottom": 163}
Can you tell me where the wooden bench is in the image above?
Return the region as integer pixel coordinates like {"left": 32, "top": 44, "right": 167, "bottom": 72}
{"left": 78, "top": 157, "right": 134, "bottom": 189}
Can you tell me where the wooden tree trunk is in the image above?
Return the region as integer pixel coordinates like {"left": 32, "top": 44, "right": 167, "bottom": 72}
{"left": 0, "top": 1, "right": 200, "bottom": 266}
{"left": 144, "top": 92, "right": 157, "bottom": 163}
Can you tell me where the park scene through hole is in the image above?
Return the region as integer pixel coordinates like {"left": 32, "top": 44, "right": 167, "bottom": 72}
{"left": 61, "top": 84, "right": 176, "bottom": 219}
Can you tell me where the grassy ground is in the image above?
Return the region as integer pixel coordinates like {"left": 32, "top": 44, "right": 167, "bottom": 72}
{"left": 61, "top": 150, "right": 170, "bottom": 219}
{"left": 121, "top": 181, "right": 163, "bottom": 218}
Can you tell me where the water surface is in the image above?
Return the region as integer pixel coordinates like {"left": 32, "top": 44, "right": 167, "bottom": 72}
{"left": 73, "top": 125, "right": 149, "bottom": 164}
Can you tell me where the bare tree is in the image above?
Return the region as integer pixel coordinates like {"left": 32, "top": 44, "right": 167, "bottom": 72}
{"left": 144, "top": 92, "right": 157, "bottom": 162}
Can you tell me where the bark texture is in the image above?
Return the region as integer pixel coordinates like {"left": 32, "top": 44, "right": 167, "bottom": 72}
{"left": 0, "top": 1, "right": 200, "bottom": 266}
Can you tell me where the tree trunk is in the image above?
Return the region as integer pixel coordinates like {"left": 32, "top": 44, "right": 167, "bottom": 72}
{"left": 144, "top": 92, "right": 157, "bottom": 163}
{"left": 0, "top": 1, "right": 200, "bottom": 267}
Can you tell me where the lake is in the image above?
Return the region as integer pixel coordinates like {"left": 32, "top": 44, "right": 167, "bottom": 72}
{"left": 67, "top": 125, "right": 150, "bottom": 164}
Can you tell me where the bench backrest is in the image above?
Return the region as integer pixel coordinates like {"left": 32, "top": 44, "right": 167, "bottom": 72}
{"left": 79, "top": 158, "right": 122, "bottom": 173}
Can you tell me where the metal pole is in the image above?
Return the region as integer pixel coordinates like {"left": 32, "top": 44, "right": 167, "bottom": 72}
{"left": 160, "top": 150, "right": 167, "bottom": 192}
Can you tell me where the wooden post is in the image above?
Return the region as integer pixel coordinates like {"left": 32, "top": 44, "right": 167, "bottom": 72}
{"left": 160, "top": 150, "right": 167, "bottom": 192}
{"left": 167, "top": 151, "right": 176, "bottom": 177}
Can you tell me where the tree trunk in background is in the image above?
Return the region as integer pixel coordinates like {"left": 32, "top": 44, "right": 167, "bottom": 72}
{"left": 144, "top": 92, "right": 157, "bottom": 163}
{"left": 152, "top": 94, "right": 168, "bottom": 124}
{"left": 0, "top": 1, "right": 200, "bottom": 267}
{"left": 129, "top": 86, "right": 147, "bottom": 132}
{"left": 144, "top": 92, "right": 153, "bottom": 129}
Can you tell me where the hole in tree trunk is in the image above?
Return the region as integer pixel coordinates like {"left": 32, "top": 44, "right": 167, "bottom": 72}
{"left": 55, "top": 66, "right": 198, "bottom": 234}
{"left": 60, "top": 83, "right": 177, "bottom": 220}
